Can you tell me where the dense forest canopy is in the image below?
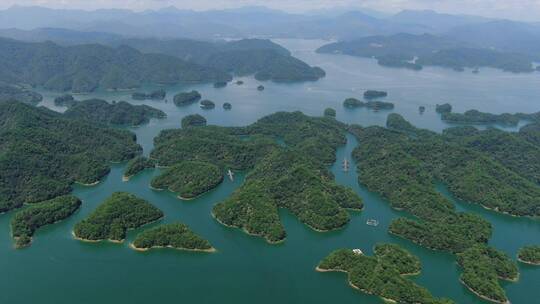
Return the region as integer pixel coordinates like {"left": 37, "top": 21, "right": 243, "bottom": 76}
{"left": 64, "top": 99, "right": 166, "bottom": 126}
{"left": 0, "top": 101, "right": 141, "bottom": 213}
{"left": 132, "top": 223, "right": 214, "bottom": 252}
{"left": 73, "top": 192, "right": 163, "bottom": 242}
{"left": 0, "top": 37, "right": 231, "bottom": 93}
{"left": 11, "top": 195, "right": 81, "bottom": 248}
{"left": 318, "top": 246, "right": 453, "bottom": 304}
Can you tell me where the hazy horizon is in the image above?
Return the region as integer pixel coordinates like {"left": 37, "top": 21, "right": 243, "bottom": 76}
{"left": 1, "top": 1, "right": 540, "bottom": 22}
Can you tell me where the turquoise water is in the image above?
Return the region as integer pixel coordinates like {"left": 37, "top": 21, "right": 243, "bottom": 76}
{"left": 2, "top": 39, "right": 538, "bottom": 303}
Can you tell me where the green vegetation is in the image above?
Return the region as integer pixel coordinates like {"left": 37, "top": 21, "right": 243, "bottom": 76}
{"left": 152, "top": 111, "right": 361, "bottom": 243}
{"left": 517, "top": 246, "right": 540, "bottom": 265}
{"left": 205, "top": 49, "right": 325, "bottom": 82}
{"left": 317, "top": 246, "right": 453, "bottom": 304}
{"left": 123, "top": 156, "right": 156, "bottom": 180}
{"left": 343, "top": 98, "right": 394, "bottom": 110}
{"left": 349, "top": 114, "right": 531, "bottom": 302}
{"left": 200, "top": 99, "right": 215, "bottom": 109}
{"left": 436, "top": 103, "right": 452, "bottom": 113}
{"left": 373, "top": 243, "right": 421, "bottom": 275}
{"left": 223, "top": 102, "right": 232, "bottom": 110}
{"left": 150, "top": 161, "right": 223, "bottom": 199}
{"left": 173, "top": 90, "right": 201, "bottom": 106}
{"left": 132, "top": 223, "right": 214, "bottom": 252}
{"left": 317, "top": 34, "right": 534, "bottom": 73}
{"left": 181, "top": 114, "right": 207, "bottom": 129}
{"left": 0, "top": 83, "right": 42, "bottom": 105}
{"left": 441, "top": 110, "right": 520, "bottom": 126}
{"left": 53, "top": 94, "right": 77, "bottom": 107}
{"left": 364, "top": 90, "right": 388, "bottom": 99}
{"left": 324, "top": 107, "right": 336, "bottom": 118}
{"left": 0, "top": 101, "right": 141, "bottom": 212}
{"left": 519, "top": 123, "right": 540, "bottom": 146}
{"left": 11, "top": 195, "right": 81, "bottom": 248}
{"left": 132, "top": 89, "right": 166, "bottom": 100}
{"left": 0, "top": 38, "right": 231, "bottom": 93}
{"left": 64, "top": 99, "right": 166, "bottom": 126}
{"left": 122, "top": 38, "right": 324, "bottom": 82}
{"left": 73, "top": 192, "right": 163, "bottom": 242}
{"left": 457, "top": 245, "right": 518, "bottom": 303}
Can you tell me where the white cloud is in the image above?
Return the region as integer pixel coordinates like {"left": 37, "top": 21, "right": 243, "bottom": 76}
{"left": 1, "top": 0, "right": 539, "bottom": 21}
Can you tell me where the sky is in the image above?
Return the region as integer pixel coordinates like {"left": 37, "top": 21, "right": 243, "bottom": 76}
{"left": 1, "top": 0, "right": 540, "bottom": 22}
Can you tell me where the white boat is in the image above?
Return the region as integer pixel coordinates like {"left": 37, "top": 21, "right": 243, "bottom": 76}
{"left": 227, "top": 169, "right": 234, "bottom": 181}
{"left": 366, "top": 219, "right": 379, "bottom": 226}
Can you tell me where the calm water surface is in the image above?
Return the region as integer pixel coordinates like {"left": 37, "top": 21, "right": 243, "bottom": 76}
{"left": 1, "top": 39, "right": 538, "bottom": 304}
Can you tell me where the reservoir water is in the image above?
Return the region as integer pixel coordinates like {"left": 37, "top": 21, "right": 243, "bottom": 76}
{"left": 1, "top": 39, "right": 538, "bottom": 304}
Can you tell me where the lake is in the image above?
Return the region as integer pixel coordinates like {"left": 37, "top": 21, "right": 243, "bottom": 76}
{"left": 1, "top": 39, "right": 538, "bottom": 304}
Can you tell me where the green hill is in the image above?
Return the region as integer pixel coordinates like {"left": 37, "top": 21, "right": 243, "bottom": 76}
{"left": 0, "top": 101, "right": 141, "bottom": 212}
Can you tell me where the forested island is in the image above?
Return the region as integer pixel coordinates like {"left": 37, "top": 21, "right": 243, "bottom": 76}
{"left": 457, "top": 245, "right": 518, "bottom": 304}
{"left": 517, "top": 246, "right": 540, "bottom": 265}
{"left": 343, "top": 98, "right": 394, "bottom": 110}
{"left": 131, "top": 223, "right": 214, "bottom": 252}
{"left": 150, "top": 161, "right": 224, "bottom": 200}
{"left": 73, "top": 192, "right": 163, "bottom": 242}
{"left": 181, "top": 114, "right": 207, "bottom": 128}
{"left": 347, "top": 113, "right": 537, "bottom": 303}
{"left": 0, "top": 101, "right": 141, "bottom": 213}
{"left": 173, "top": 90, "right": 201, "bottom": 106}
{"left": 123, "top": 156, "right": 156, "bottom": 181}
{"left": 132, "top": 89, "right": 166, "bottom": 100}
{"left": 317, "top": 33, "right": 535, "bottom": 73}
{"left": 223, "top": 102, "right": 232, "bottom": 110}
{"left": 200, "top": 100, "right": 216, "bottom": 109}
{"left": 317, "top": 245, "right": 453, "bottom": 304}
{"left": 364, "top": 90, "right": 388, "bottom": 99}
{"left": 11, "top": 195, "right": 81, "bottom": 248}
{"left": 0, "top": 83, "right": 42, "bottom": 105}
{"left": 151, "top": 112, "right": 363, "bottom": 243}
{"left": 0, "top": 37, "right": 231, "bottom": 93}
{"left": 437, "top": 107, "right": 540, "bottom": 127}
{"left": 64, "top": 99, "right": 166, "bottom": 126}
{"left": 324, "top": 108, "right": 336, "bottom": 118}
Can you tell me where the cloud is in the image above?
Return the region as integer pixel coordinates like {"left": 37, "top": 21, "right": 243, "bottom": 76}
{"left": 1, "top": 0, "right": 539, "bottom": 21}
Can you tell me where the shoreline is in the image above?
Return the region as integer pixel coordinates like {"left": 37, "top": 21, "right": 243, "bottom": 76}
{"left": 459, "top": 279, "right": 510, "bottom": 304}
{"left": 75, "top": 180, "right": 100, "bottom": 186}
{"left": 315, "top": 266, "right": 397, "bottom": 304}
{"left": 129, "top": 243, "right": 216, "bottom": 253}
{"left": 122, "top": 175, "right": 131, "bottom": 182}
{"left": 211, "top": 212, "right": 285, "bottom": 245}
{"left": 517, "top": 257, "right": 540, "bottom": 266}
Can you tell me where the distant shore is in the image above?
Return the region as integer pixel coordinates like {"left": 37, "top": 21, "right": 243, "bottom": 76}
{"left": 129, "top": 243, "right": 216, "bottom": 253}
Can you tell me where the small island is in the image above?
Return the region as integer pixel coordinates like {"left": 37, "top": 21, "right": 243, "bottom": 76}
{"left": 457, "top": 245, "right": 518, "bottom": 304}
{"left": 54, "top": 94, "right": 77, "bottom": 107}
{"left": 132, "top": 89, "right": 166, "bottom": 100}
{"left": 364, "top": 90, "right": 388, "bottom": 99}
{"left": 419, "top": 106, "right": 426, "bottom": 114}
{"left": 150, "top": 161, "right": 224, "bottom": 200}
{"left": 324, "top": 107, "right": 336, "bottom": 118}
{"left": 181, "top": 114, "right": 207, "bottom": 128}
{"left": 236, "top": 80, "right": 244, "bottom": 85}
{"left": 64, "top": 99, "right": 166, "bottom": 126}
{"left": 317, "top": 245, "right": 453, "bottom": 304}
{"left": 436, "top": 103, "right": 452, "bottom": 113}
{"left": 200, "top": 99, "right": 216, "bottom": 109}
{"left": 441, "top": 109, "right": 520, "bottom": 126}
{"left": 131, "top": 223, "right": 215, "bottom": 252}
{"left": 257, "top": 85, "right": 265, "bottom": 91}
{"left": 173, "top": 90, "right": 202, "bottom": 106}
{"left": 343, "top": 98, "right": 394, "bottom": 110}
{"left": 223, "top": 102, "right": 232, "bottom": 110}
{"left": 123, "top": 156, "right": 156, "bottom": 181}
{"left": 73, "top": 192, "right": 163, "bottom": 242}
{"left": 517, "top": 245, "right": 540, "bottom": 265}
{"left": 213, "top": 81, "right": 228, "bottom": 88}
{"left": 11, "top": 195, "right": 82, "bottom": 248}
